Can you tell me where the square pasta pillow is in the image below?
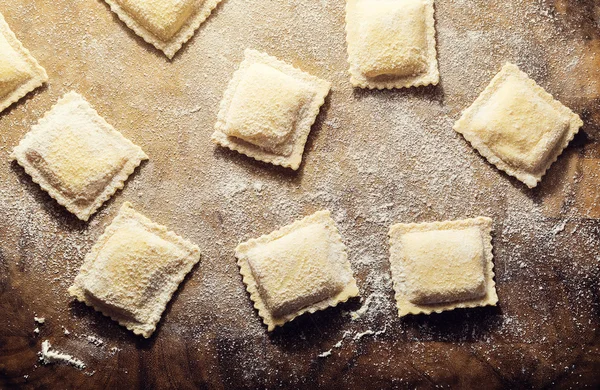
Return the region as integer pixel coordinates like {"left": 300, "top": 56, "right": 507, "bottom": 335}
{"left": 69, "top": 202, "right": 201, "bottom": 338}
{"left": 11, "top": 91, "right": 148, "bottom": 221}
{"left": 0, "top": 11, "right": 47, "bottom": 113}
{"left": 105, "top": 0, "right": 224, "bottom": 58}
{"left": 212, "top": 49, "right": 331, "bottom": 170}
{"left": 345, "top": 0, "right": 438, "bottom": 89}
{"left": 454, "top": 63, "right": 583, "bottom": 188}
{"left": 236, "top": 210, "right": 359, "bottom": 331}
{"left": 388, "top": 217, "right": 498, "bottom": 316}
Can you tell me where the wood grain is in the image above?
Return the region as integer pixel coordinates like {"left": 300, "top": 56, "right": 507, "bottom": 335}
{"left": 1, "top": 0, "right": 599, "bottom": 389}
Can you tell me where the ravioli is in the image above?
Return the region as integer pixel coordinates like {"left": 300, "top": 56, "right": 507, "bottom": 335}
{"left": 345, "top": 0, "right": 438, "bottom": 89}
{"left": 388, "top": 217, "right": 498, "bottom": 316}
{"left": 236, "top": 210, "right": 359, "bottom": 331}
{"left": 212, "top": 49, "right": 331, "bottom": 170}
{"left": 454, "top": 63, "right": 583, "bottom": 188}
{"left": 105, "top": 0, "right": 224, "bottom": 58}
{"left": 0, "top": 11, "right": 47, "bottom": 113}
{"left": 12, "top": 92, "right": 148, "bottom": 221}
{"left": 69, "top": 202, "right": 201, "bottom": 338}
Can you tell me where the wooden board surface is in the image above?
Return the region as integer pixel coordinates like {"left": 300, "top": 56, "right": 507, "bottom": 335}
{"left": 1, "top": 0, "right": 600, "bottom": 388}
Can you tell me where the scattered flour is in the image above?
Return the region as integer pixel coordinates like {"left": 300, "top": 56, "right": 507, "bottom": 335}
{"left": 39, "top": 340, "right": 86, "bottom": 370}
{"left": 318, "top": 326, "right": 386, "bottom": 358}
{"left": 353, "top": 330, "right": 375, "bottom": 341}
{"left": 253, "top": 182, "right": 264, "bottom": 193}
{"left": 349, "top": 295, "right": 373, "bottom": 320}
{"left": 86, "top": 335, "right": 104, "bottom": 347}
{"left": 551, "top": 220, "right": 568, "bottom": 235}
{"left": 317, "top": 350, "right": 332, "bottom": 358}
{"left": 317, "top": 330, "right": 351, "bottom": 358}
{"left": 0, "top": 0, "right": 597, "bottom": 386}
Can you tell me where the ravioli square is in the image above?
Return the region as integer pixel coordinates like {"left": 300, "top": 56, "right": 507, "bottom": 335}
{"left": 345, "top": 0, "right": 438, "bottom": 89}
{"left": 454, "top": 63, "right": 583, "bottom": 188}
{"left": 0, "top": 11, "right": 47, "bottom": 113}
{"left": 388, "top": 217, "right": 497, "bottom": 316}
{"left": 11, "top": 91, "right": 148, "bottom": 221}
{"left": 105, "top": 0, "right": 224, "bottom": 58}
{"left": 68, "top": 202, "right": 201, "bottom": 338}
{"left": 212, "top": 49, "right": 331, "bottom": 170}
{"left": 236, "top": 210, "right": 359, "bottom": 331}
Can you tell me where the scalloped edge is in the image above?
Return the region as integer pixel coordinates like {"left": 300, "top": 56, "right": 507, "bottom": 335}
{"left": 0, "top": 11, "right": 48, "bottom": 113}
{"left": 453, "top": 63, "right": 583, "bottom": 188}
{"left": 345, "top": 0, "right": 439, "bottom": 90}
{"left": 235, "top": 210, "right": 359, "bottom": 331}
{"left": 68, "top": 202, "right": 201, "bottom": 338}
{"left": 104, "top": 0, "right": 223, "bottom": 59}
{"left": 211, "top": 49, "right": 331, "bottom": 170}
{"left": 388, "top": 217, "right": 498, "bottom": 317}
{"left": 11, "top": 91, "right": 148, "bottom": 221}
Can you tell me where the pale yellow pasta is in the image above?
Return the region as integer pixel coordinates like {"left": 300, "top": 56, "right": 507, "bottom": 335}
{"left": 11, "top": 92, "right": 148, "bottom": 221}
{"left": 236, "top": 210, "right": 359, "bottom": 331}
{"left": 454, "top": 63, "right": 583, "bottom": 188}
{"left": 105, "top": 0, "right": 224, "bottom": 58}
{"left": 212, "top": 49, "right": 331, "bottom": 170}
{"left": 69, "top": 202, "right": 201, "bottom": 338}
{"left": 0, "top": 11, "right": 47, "bottom": 113}
{"left": 345, "top": 0, "right": 438, "bottom": 89}
{"left": 388, "top": 217, "right": 498, "bottom": 316}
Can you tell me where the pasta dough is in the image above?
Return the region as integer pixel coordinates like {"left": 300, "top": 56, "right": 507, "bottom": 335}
{"left": 345, "top": 0, "right": 438, "bottom": 89}
{"left": 69, "top": 202, "right": 201, "bottom": 338}
{"left": 105, "top": 0, "right": 224, "bottom": 58}
{"left": 116, "top": 0, "right": 195, "bottom": 41}
{"left": 0, "top": 11, "right": 47, "bottom": 113}
{"left": 236, "top": 210, "right": 359, "bottom": 331}
{"left": 454, "top": 63, "right": 583, "bottom": 188}
{"left": 212, "top": 49, "right": 331, "bottom": 170}
{"left": 388, "top": 217, "right": 498, "bottom": 316}
{"left": 11, "top": 92, "right": 148, "bottom": 221}
{"left": 224, "top": 63, "right": 309, "bottom": 155}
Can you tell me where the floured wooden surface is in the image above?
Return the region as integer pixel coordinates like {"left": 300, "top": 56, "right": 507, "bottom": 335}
{"left": 0, "top": 0, "right": 599, "bottom": 388}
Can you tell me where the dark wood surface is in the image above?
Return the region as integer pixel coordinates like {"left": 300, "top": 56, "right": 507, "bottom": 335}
{"left": 1, "top": 0, "right": 600, "bottom": 389}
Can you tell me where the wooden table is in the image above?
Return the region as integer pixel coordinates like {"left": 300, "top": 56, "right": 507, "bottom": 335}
{"left": 1, "top": 0, "right": 599, "bottom": 388}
